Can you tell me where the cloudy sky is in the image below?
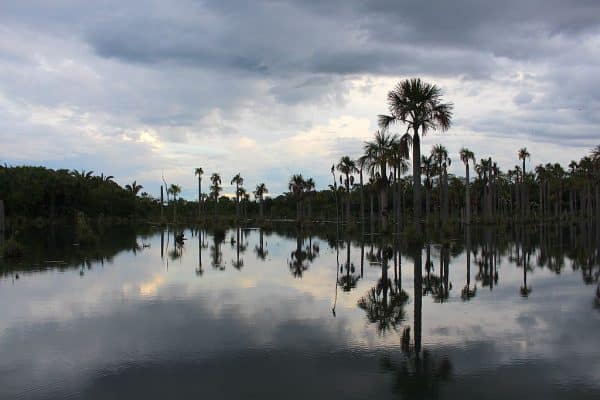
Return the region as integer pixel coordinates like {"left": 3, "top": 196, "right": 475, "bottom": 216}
{"left": 1, "top": 0, "right": 599, "bottom": 198}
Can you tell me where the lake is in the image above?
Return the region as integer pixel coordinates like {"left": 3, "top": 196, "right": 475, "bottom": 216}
{"left": 1, "top": 223, "right": 599, "bottom": 399}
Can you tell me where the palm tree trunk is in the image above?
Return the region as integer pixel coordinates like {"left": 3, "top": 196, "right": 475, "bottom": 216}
{"left": 442, "top": 165, "right": 449, "bottom": 224}
{"left": 198, "top": 177, "right": 202, "bottom": 219}
{"left": 379, "top": 183, "right": 388, "bottom": 232}
{"left": 360, "top": 169, "right": 365, "bottom": 227}
{"left": 259, "top": 197, "right": 264, "bottom": 219}
{"left": 465, "top": 163, "right": 471, "bottom": 224}
{"left": 346, "top": 174, "right": 351, "bottom": 226}
{"left": 173, "top": 196, "right": 177, "bottom": 222}
{"left": 413, "top": 129, "right": 421, "bottom": 225}
{"left": 235, "top": 183, "right": 240, "bottom": 220}
{"left": 370, "top": 191, "right": 375, "bottom": 233}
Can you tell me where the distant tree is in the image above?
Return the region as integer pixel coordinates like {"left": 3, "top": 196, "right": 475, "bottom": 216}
{"left": 210, "top": 173, "right": 222, "bottom": 218}
{"left": 231, "top": 173, "right": 244, "bottom": 219}
{"left": 254, "top": 183, "right": 268, "bottom": 219}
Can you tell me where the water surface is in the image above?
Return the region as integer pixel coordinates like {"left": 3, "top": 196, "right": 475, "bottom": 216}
{"left": 1, "top": 223, "right": 599, "bottom": 399}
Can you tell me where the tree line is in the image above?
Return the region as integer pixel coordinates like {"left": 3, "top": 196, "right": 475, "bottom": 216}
{"left": 1, "top": 78, "right": 599, "bottom": 228}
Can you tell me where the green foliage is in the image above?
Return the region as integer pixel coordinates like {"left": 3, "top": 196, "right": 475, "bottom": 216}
{"left": 0, "top": 165, "right": 149, "bottom": 219}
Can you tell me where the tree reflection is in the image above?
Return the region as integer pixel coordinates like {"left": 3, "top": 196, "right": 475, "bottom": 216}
{"left": 254, "top": 228, "right": 268, "bottom": 260}
{"left": 381, "top": 241, "right": 453, "bottom": 400}
{"left": 231, "top": 227, "right": 247, "bottom": 270}
{"left": 338, "top": 237, "right": 360, "bottom": 292}
{"left": 358, "top": 242, "right": 408, "bottom": 334}
{"left": 288, "top": 232, "right": 319, "bottom": 278}
{"left": 196, "top": 229, "right": 208, "bottom": 276}
{"left": 211, "top": 229, "right": 225, "bottom": 270}
{"left": 461, "top": 226, "right": 477, "bottom": 300}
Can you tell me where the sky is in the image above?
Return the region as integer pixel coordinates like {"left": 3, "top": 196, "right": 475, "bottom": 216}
{"left": 1, "top": 0, "right": 599, "bottom": 198}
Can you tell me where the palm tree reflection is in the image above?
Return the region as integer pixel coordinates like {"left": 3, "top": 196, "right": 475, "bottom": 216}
{"left": 382, "top": 242, "right": 452, "bottom": 400}
{"left": 254, "top": 228, "right": 268, "bottom": 260}
{"left": 288, "top": 231, "right": 319, "bottom": 278}
{"left": 461, "top": 227, "right": 477, "bottom": 300}
{"left": 358, "top": 242, "right": 408, "bottom": 334}
{"left": 338, "top": 238, "right": 360, "bottom": 292}
{"left": 211, "top": 229, "right": 225, "bottom": 270}
{"left": 231, "top": 227, "right": 247, "bottom": 270}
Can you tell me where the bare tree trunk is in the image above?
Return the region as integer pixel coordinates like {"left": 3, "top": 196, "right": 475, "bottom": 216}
{"left": 413, "top": 130, "right": 422, "bottom": 226}
{"left": 465, "top": 164, "right": 471, "bottom": 224}
{"left": 360, "top": 170, "right": 365, "bottom": 227}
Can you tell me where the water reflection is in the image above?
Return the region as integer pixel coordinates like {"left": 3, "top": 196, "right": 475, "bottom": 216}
{"left": 288, "top": 231, "right": 320, "bottom": 278}
{"left": 0, "top": 222, "right": 599, "bottom": 399}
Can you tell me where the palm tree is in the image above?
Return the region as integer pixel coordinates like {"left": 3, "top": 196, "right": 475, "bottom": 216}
{"left": 431, "top": 144, "right": 450, "bottom": 223}
{"left": 231, "top": 173, "right": 244, "bottom": 220}
{"left": 518, "top": 147, "right": 530, "bottom": 217}
{"left": 421, "top": 155, "right": 434, "bottom": 221}
{"left": 363, "top": 130, "right": 397, "bottom": 231}
{"left": 210, "top": 173, "right": 222, "bottom": 218}
{"left": 304, "top": 177, "right": 316, "bottom": 221}
{"left": 100, "top": 173, "right": 114, "bottom": 183}
{"left": 336, "top": 156, "right": 358, "bottom": 225}
{"left": 254, "top": 183, "right": 268, "bottom": 220}
{"left": 167, "top": 184, "right": 181, "bottom": 222}
{"left": 460, "top": 148, "right": 475, "bottom": 224}
{"left": 289, "top": 174, "right": 306, "bottom": 223}
{"left": 379, "top": 78, "right": 453, "bottom": 227}
{"left": 125, "top": 180, "right": 143, "bottom": 196}
{"left": 195, "top": 167, "right": 204, "bottom": 218}
{"left": 71, "top": 169, "right": 94, "bottom": 182}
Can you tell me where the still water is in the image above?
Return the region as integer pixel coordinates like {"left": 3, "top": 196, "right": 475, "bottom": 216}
{"left": 1, "top": 223, "right": 599, "bottom": 399}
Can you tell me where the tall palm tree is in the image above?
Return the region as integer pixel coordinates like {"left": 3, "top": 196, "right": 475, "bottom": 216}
{"left": 304, "top": 177, "right": 316, "bottom": 221}
{"left": 231, "top": 173, "right": 244, "bottom": 220}
{"left": 379, "top": 78, "right": 453, "bottom": 227}
{"left": 167, "top": 184, "right": 181, "bottom": 222}
{"left": 254, "top": 183, "right": 268, "bottom": 220}
{"left": 289, "top": 174, "right": 305, "bottom": 223}
{"left": 210, "top": 173, "right": 222, "bottom": 218}
{"left": 336, "top": 156, "right": 358, "bottom": 226}
{"left": 432, "top": 144, "right": 450, "bottom": 223}
{"left": 363, "top": 130, "right": 397, "bottom": 231}
{"left": 195, "top": 167, "right": 204, "bottom": 218}
{"left": 518, "top": 147, "right": 530, "bottom": 217}
{"left": 460, "top": 148, "right": 475, "bottom": 224}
